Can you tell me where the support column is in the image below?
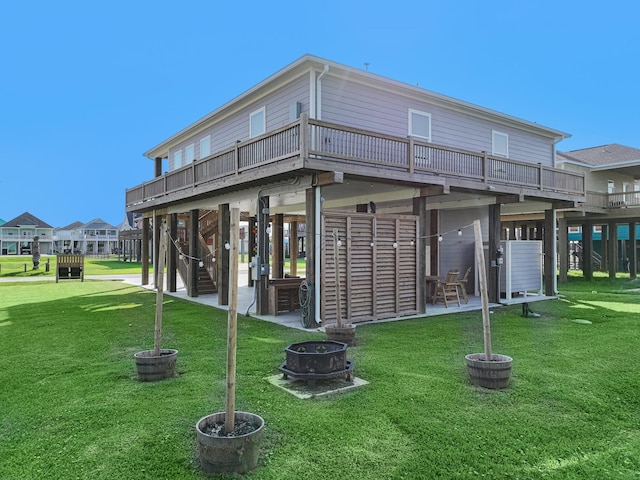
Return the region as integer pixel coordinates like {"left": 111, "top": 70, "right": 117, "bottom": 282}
{"left": 290, "top": 221, "right": 298, "bottom": 277}
{"left": 558, "top": 217, "right": 568, "bottom": 284}
{"left": 248, "top": 217, "right": 256, "bottom": 287}
{"left": 544, "top": 209, "right": 556, "bottom": 295}
{"left": 188, "top": 209, "right": 199, "bottom": 297}
{"left": 608, "top": 221, "right": 618, "bottom": 278}
{"left": 141, "top": 217, "right": 150, "bottom": 285}
{"left": 167, "top": 213, "right": 177, "bottom": 292}
{"left": 304, "top": 189, "right": 316, "bottom": 320}
{"left": 154, "top": 213, "right": 162, "bottom": 286}
{"left": 429, "top": 209, "right": 439, "bottom": 276}
{"left": 273, "top": 214, "right": 284, "bottom": 278}
{"left": 256, "top": 196, "right": 270, "bottom": 315}
{"left": 218, "top": 204, "right": 230, "bottom": 306}
{"left": 582, "top": 221, "right": 593, "bottom": 280}
{"left": 630, "top": 221, "right": 637, "bottom": 279}
{"left": 413, "top": 196, "right": 428, "bottom": 313}
{"left": 488, "top": 204, "right": 501, "bottom": 304}
{"left": 600, "top": 224, "right": 608, "bottom": 272}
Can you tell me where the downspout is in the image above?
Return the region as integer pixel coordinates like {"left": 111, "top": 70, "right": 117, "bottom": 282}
{"left": 314, "top": 64, "right": 329, "bottom": 325}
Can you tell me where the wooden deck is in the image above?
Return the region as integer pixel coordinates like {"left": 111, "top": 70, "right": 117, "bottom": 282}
{"left": 126, "top": 115, "right": 586, "bottom": 211}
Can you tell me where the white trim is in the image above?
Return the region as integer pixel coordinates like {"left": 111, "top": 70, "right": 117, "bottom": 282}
{"left": 408, "top": 108, "right": 431, "bottom": 141}
{"left": 249, "top": 106, "right": 266, "bottom": 138}
{"left": 492, "top": 130, "right": 509, "bottom": 158}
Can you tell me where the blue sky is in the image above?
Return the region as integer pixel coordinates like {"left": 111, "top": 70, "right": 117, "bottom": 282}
{"left": 1, "top": 0, "right": 638, "bottom": 227}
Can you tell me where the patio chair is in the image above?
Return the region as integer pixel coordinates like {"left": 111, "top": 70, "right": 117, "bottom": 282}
{"left": 454, "top": 267, "right": 472, "bottom": 304}
{"left": 432, "top": 270, "right": 461, "bottom": 307}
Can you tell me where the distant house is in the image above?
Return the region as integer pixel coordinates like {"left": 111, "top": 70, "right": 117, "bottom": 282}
{"left": 126, "top": 54, "right": 585, "bottom": 321}
{"left": 53, "top": 219, "right": 118, "bottom": 255}
{"left": 555, "top": 144, "right": 640, "bottom": 278}
{"left": 0, "top": 212, "right": 54, "bottom": 255}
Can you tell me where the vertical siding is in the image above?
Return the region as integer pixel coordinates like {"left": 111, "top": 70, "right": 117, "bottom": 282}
{"left": 499, "top": 240, "right": 543, "bottom": 297}
{"left": 320, "top": 74, "right": 556, "bottom": 167}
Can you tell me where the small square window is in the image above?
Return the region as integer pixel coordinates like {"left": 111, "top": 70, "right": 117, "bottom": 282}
{"left": 408, "top": 109, "right": 431, "bottom": 141}
{"left": 200, "top": 136, "right": 211, "bottom": 159}
{"left": 492, "top": 131, "right": 509, "bottom": 157}
{"left": 250, "top": 107, "right": 266, "bottom": 138}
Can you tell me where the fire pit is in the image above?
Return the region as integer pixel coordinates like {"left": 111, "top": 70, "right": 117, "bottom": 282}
{"left": 279, "top": 340, "right": 353, "bottom": 389}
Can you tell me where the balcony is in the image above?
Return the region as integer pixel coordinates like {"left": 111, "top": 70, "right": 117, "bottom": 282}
{"left": 126, "top": 115, "right": 586, "bottom": 211}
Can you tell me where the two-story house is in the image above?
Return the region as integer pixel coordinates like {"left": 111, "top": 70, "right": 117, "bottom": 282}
{"left": 54, "top": 218, "right": 119, "bottom": 255}
{"left": 555, "top": 144, "right": 640, "bottom": 279}
{"left": 126, "top": 54, "right": 585, "bottom": 324}
{"left": 0, "top": 212, "right": 54, "bottom": 255}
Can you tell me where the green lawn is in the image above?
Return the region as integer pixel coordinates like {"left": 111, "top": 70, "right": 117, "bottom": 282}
{"left": 0, "top": 255, "right": 148, "bottom": 277}
{"left": 1, "top": 275, "right": 639, "bottom": 479}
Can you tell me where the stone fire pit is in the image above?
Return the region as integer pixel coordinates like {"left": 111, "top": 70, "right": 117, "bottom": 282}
{"left": 279, "top": 340, "right": 353, "bottom": 389}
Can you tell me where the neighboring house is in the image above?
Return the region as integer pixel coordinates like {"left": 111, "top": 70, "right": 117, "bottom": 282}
{"left": 0, "top": 212, "right": 54, "bottom": 255}
{"left": 125, "top": 54, "right": 585, "bottom": 323}
{"left": 117, "top": 212, "right": 144, "bottom": 261}
{"left": 555, "top": 144, "right": 640, "bottom": 278}
{"left": 54, "top": 219, "right": 118, "bottom": 255}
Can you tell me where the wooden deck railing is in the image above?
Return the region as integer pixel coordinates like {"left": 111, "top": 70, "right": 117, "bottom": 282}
{"left": 126, "top": 115, "right": 586, "bottom": 209}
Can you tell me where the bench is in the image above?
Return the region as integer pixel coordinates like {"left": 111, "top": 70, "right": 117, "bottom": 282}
{"left": 56, "top": 254, "right": 85, "bottom": 282}
{"left": 268, "top": 277, "right": 304, "bottom": 315}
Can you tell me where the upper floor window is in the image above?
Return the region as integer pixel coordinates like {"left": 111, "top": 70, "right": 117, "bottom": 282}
{"left": 185, "top": 144, "right": 195, "bottom": 164}
{"left": 492, "top": 131, "right": 509, "bottom": 157}
{"left": 200, "top": 135, "right": 211, "bottom": 159}
{"left": 173, "top": 150, "right": 183, "bottom": 169}
{"left": 250, "top": 107, "right": 266, "bottom": 138}
{"left": 608, "top": 180, "right": 615, "bottom": 194}
{"left": 408, "top": 109, "right": 431, "bottom": 141}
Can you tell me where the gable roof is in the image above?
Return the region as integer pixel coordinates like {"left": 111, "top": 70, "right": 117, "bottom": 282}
{"left": 82, "top": 218, "right": 116, "bottom": 229}
{"left": 2, "top": 212, "right": 53, "bottom": 228}
{"left": 58, "top": 221, "right": 85, "bottom": 230}
{"left": 145, "top": 54, "right": 571, "bottom": 159}
{"left": 558, "top": 144, "right": 640, "bottom": 167}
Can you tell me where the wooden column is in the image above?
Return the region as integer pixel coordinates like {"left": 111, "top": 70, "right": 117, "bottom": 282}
{"left": 582, "top": 221, "right": 593, "bottom": 280}
{"left": 608, "top": 221, "right": 618, "bottom": 278}
{"left": 273, "top": 214, "right": 284, "bottom": 279}
{"left": 248, "top": 217, "right": 256, "bottom": 287}
{"left": 304, "top": 188, "right": 316, "bottom": 320}
{"left": 154, "top": 213, "right": 162, "bottom": 286}
{"left": 600, "top": 224, "right": 608, "bottom": 271}
{"left": 413, "top": 196, "right": 428, "bottom": 313}
{"left": 558, "top": 217, "right": 568, "bottom": 284}
{"left": 630, "top": 221, "right": 637, "bottom": 279}
{"left": 429, "top": 209, "right": 439, "bottom": 276}
{"left": 218, "top": 203, "right": 230, "bottom": 306}
{"left": 488, "top": 204, "right": 501, "bottom": 304}
{"left": 508, "top": 221, "right": 517, "bottom": 240}
{"left": 141, "top": 217, "right": 150, "bottom": 285}
{"left": 187, "top": 209, "right": 199, "bottom": 297}
{"left": 290, "top": 221, "right": 298, "bottom": 277}
{"left": 167, "top": 213, "right": 178, "bottom": 292}
{"left": 544, "top": 209, "right": 555, "bottom": 295}
{"left": 256, "top": 196, "right": 270, "bottom": 315}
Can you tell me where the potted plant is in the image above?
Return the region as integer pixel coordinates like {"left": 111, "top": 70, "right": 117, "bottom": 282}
{"left": 134, "top": 222, "right": 178, "bottom": 381}
{"left": 464, "top": 220, "right": 512, "bottom": 389}
{"left": 196, "top": 208, "right": 264, "bottom": 474}
{"left": 324, "top": 229, "right": 356, "bottom": 345}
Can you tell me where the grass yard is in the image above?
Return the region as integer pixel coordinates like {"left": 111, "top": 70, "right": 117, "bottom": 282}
{"left": 0, "top": 255, "right": 149, "bottom": 277}
{"left": 1, "top": 275, "right": 639, "bottom": 479}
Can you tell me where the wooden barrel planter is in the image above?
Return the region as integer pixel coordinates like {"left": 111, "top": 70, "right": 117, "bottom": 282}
{"left": 134, "top": 349, "right": 178, "bottom": 382}
{"left": 465, "top": 353, "right": 512, "bottom": 390}
{"left": 196, "top": 411, "right": 265, "bottom": 474}
{"left": 325, "top": 323, "right": 357, "bottom": 346}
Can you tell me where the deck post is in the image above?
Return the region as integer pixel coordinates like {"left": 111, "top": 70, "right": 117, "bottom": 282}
{"left": 608, "top": 221, "right": 618, "bottom": 278}
{"left": 141, "top": 217, "right": 150, "bottom": 285}
{"left": 167, "top": 213, "right": 178, "bottom": 292}
{"left": 582, "top": 221, "right": 593, "bottom": 280}
{"left": 304, "top": 188, "right": 316, "bottom": 321}
{"left": 188, "top": 209, "right": 199, "bottom": 297}
{"left": 488, "top": 204, "right": 501, "bottom": 304}
{"left": 630, "top": 221, "right": 637, "bottom": 279}
{"left": 256, "top": 196, "right": 270, "bottom": 315}
{"left": 290, "top": 221, "right": 298, "bottom": 277}
{"left": 413, "top": 196, "right": 428, "bottom": 313}
{"left": 273, "top": 214, "right": 284, "bottom": 279}
{"left": 218, "top": 203, "right": 230, "bottom": 305}
{"left": 544, "top": 209, "right": 556, "bottom": 295}
{"left": 558, "top": 217, "right": 568, "bottom": 284}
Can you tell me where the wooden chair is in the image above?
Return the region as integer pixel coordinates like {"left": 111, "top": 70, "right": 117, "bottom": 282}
{"left": 454, "top": 267, "right": 472, "bottom": 304}
{"left": 432, "top": 270, "right": 460, "bottom": 307}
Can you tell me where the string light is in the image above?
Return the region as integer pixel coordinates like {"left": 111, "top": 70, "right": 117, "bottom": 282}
{"left": 393, "top": 242, "right": 398, "bottom": 249}
{"left": 224, "top": 241, "right": 231, "bottom": 250}
{"left": 438, "top": 235, "right": 443, "bottom": 242}
{"left": 457, "top": 229, "right": 462, "bottom": 236}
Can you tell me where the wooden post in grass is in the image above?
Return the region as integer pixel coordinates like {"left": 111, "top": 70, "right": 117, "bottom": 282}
{"left": 333, "top": 229, "right": 343, "bottom": 328}
{"left": 225, "top": 208, "right": 240, "bottom": 434}
{"left": 473, "top": 220, "right": 492, "bottom": 361}
{"left": 153, "top": 223, "right": 168, "bottom": 357}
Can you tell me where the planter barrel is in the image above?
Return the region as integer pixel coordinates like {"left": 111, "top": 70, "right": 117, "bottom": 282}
{"left": 196, "top": 411, "right": 265, "bottom": 474}
{"left": 465, "top": 353, "right": 512, "bottom": 390}
{"left": 325, "top": 323, "right": 357, "bottom": 346}
{"left": 134, "top": 349, "right": 178, "bottom": 382}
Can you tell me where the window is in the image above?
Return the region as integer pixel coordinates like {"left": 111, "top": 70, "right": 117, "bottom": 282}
{"left": 173, "top": 150, "right": 182, "bottom": 169}
{"left": 250, "top": 107, "right": 266, "bottom": 138}
{"left": 200, "top": 135, "right": 211, "bottom": 159}
{"left": 185, "top": 144, "right": 195, "bottom": 164}
{"left": 408, "top": 109, "right": 431, "bottom": 141}
{"left": 492, "top": 131, "right": 509, "bottom": 157}
{"left": 607, "top": 180, "right": 615, "bottom": 194}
